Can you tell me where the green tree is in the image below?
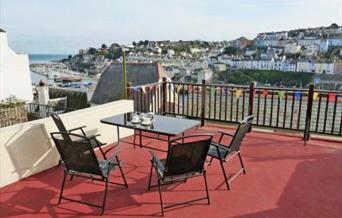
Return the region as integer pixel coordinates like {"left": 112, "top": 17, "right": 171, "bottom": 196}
{"left": 223, "top": 47, "right": 238, "bottom": 55}
{"left": 87, "top": 47, "right": 98, "bottom": 55}
{"left": 329, "top": 23, "right": 339, "bottom": 29}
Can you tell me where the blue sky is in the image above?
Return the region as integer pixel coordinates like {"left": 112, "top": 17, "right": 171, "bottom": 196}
{"left": 1, "top": 0, "right": 341, "bottom": 54}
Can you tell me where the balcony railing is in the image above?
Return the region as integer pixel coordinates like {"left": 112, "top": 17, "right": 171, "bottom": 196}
{"left": 26, "top": 103, "right": 75, "bottom": 121}
{"left": 0, "top": 102, "right": 75, "bottom": 128}
{"left": 128, "top": 79, "right": 342, "bottom": 139}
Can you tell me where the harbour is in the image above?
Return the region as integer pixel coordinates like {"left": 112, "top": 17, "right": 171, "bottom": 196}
{"left": 29, "top": 54, "right": 99, "bottom": 90}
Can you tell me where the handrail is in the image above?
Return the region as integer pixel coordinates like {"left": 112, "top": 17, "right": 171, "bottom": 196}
{"left": 130, "top": 80, "right": 342, "bottom": 94}
{"left": 128, "top": 78, "right": 342, "bottom": 138}
{"left": 128, "top": 82, "right": 163, "bottom": 88}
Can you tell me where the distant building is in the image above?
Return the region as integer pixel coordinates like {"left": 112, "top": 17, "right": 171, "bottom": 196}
{"left": 281, "top": 61, "right": 297, "bottom": 72}
{"left": 254, "top": 32, "right": 286, "bottom": 48}
{"left": 296, "top": 61, "right": 335, "bottom": 74}
{"left": 0, "top": 30, "right": 32, "bottom": 101}
{"left": 320, "top": 40, "right": 329, "bottom": 53}
{"left": 245, "top": 49, "right": 257, "bottom": 56}
{"left": 213, "top": 63, "right": 227, "bottom": 72}
{"left": 255, "top": 39, "right": 264, "bottom": 48}
{"left": 314, "top": 63, "right": 335, "bottom": 74}
{"left": 334, "top": 63, "right": 342, "bottom": 74}
{"left": 197, "top": 69, "right": 213, "bottom": 83}
{"left": 320, "top": 38, "right": 342, "bottom": 53}
{"left": 298, "top": 39, "right": 320, "bottom": 47}
{"left": 328, "top": 38, "right": 342, "bottom": 47}
{"left": 167, "top": 49, "right": 175, "bottom": 56}
{"left": 296, "top": 61, "right": 315, "bottom": 73}
{"left": 284, "top": 42, "right": 301, "bottom": 54}
{"left": 231, "top": 37, "right": 250, "bottom": 49}
{"left": 302, "top": 44, "right": 320, "bottom": 57}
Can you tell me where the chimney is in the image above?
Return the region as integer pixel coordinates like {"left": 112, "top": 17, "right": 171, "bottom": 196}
{"left": 37, "top": 80, "right": 49, "bottom": 105}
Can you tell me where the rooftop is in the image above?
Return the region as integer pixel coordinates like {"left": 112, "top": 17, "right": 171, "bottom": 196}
{"left": 91, "top": 62, "right": 166, "bottom": 104}
{"left": 1, "top": 125, "right": 341, "bottom": 218}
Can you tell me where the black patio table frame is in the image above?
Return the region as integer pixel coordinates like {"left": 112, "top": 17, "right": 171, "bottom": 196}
{"left": 100, "top": 113, "right": 201, "bottom": 152}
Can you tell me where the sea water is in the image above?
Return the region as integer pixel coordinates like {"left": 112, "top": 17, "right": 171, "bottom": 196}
{"left": 29, "top": 54, "right": 68, "bottom": 83}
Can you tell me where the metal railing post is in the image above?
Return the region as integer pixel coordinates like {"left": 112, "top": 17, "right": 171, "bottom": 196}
{"left": 248, "top": 81, "right": 256, "bottom": 132}
{"left": 304, "top": 84, "right": 314, "bottom": 144}
{"left": 127, "top": 82, "right": 132, "bottom": 100}
{"left": 162, "top": 77, "right": 167, "bottom": 115}
{"left": 200, "top": 80, "right": 207, "bottom": 126}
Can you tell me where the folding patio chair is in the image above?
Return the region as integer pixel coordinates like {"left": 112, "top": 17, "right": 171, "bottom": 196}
{"left": 50, "top": 112, "right": 107, "bottom": 161}
{"left": 147, "top": 134, "right": 213, "bottom": 216}
{"left": 51, "top": 132, "right": 128, "bottom": 215}
{"left": 207, "top": 115, "right": 254, "bottom": 190}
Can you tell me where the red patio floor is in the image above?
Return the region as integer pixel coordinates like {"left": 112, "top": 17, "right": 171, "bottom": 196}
{"left": 0, "top": 125, "right": 341, "bottom": 218}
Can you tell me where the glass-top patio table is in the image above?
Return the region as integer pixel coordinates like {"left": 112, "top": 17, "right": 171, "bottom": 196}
{"left": 100, "top": 113, "right": 201, "bottom": 152}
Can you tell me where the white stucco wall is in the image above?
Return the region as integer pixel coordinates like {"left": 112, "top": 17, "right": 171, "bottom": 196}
{"left": 0, "top": 32, "right": 32, "bottom": 101}
{"left": 0, "top": 100, "right": 134, "bottom": 187}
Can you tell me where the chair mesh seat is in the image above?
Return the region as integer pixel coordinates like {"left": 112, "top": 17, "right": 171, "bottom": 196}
{"left": 207, "top": 143, "right": 229, "bottom": 160}
{"left": 50, "top": 131, "right": 128, "bottom": 215}
{"left": 50, "top": 112, "right": 107, "bottom": 161}
{"left": 147, "top": 134, "right": 213, "bottom": 216}
{"left": 207, "top": 115, "right": 254, "bottom": 191}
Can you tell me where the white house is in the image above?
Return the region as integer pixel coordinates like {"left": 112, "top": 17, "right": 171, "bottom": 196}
{"left": 320, "top": 38, "right": 342, "bottom": 53}
{"left": 190, "top": 48, "right": 201, "bottom": 54}
{"left": 0, "top": 30, "right": 32, "bottom": 101}
{"left": 320, "top": 40, "right": 329, "bottom": 53}
{"left": 334, "top": 63, "right": 342, "bottom": 74}
{"left": 296, "top": 61, "right": 314, "bottom": 73}
{"left": 167, "top": 49, "right": 175, "bottom": 56}
{"left": 197, "top": 69, "right": 213, "bottom": 83}
{"left": 284, "top": 42, "right": 301, "bottom": 54}
{"left": 274, "top": 60, "right": 283, "bottom": 71}
{"left": 217, "top": 55, "right": 233, "bottom": 65}
{"left": 298, "top": 39, "right": 320, "bottom": 47}
{"left": 296, "top": 61, "right": 335, "bottom": 74}
{"left": 213, "top": 63, "right": 227, "bottom": 72}
{"left": 302, "top": 44, "right": 320, "bottom": 57}
{"left": 245, "top": 49, "right": 257, "bottom": 56}
{"left": 281, "top": 61, "right": 297, "bottom": 72}
{"left": 328, "top": 38, "right": 342, "bottom": 47}
{"left": 314, "top": 63, "right": 335, "bottom": 74}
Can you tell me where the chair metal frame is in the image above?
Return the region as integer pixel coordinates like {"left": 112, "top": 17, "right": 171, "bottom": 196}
{"left": 147, "top": 134, "right": 213, "bottom": 216}
{"left": 50, "top": 112, "right": 107, "bottom": 162}
{"left": 51, "top": 132, "right": 128, "bottom": 215}
{"left": 208, "top": 115, "right": 254, "bottom": 190}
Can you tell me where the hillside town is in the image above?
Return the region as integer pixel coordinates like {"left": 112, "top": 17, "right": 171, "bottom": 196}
{"left": 62, "top": 24, "right": 342, "bottom": 83}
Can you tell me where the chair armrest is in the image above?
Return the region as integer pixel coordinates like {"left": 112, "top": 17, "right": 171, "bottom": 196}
{"left": 218, "top": 130, "right": 234, "bottom": 137}
{"left": 88, "top": 134, "right": 107, "bottom": 146}
{"left": 101, "top": 150, "right": 121, "bottom": 168}
{"left": 87, "top": 134, "right": 101, "bottom": 139}
{"left": 68, "top": 126, "right": 87, "bottom": 132}
{"left": 87, "top": 135, "right": 107, "bottom": 151}
{"left": 217, "top": 130, "right": 234, "bottom": 144}
{"left": 211, "top": 142, "right": 229, "bottom": 151}
{"left": 149, "top": 150, "right": 165, "bottom": 172}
